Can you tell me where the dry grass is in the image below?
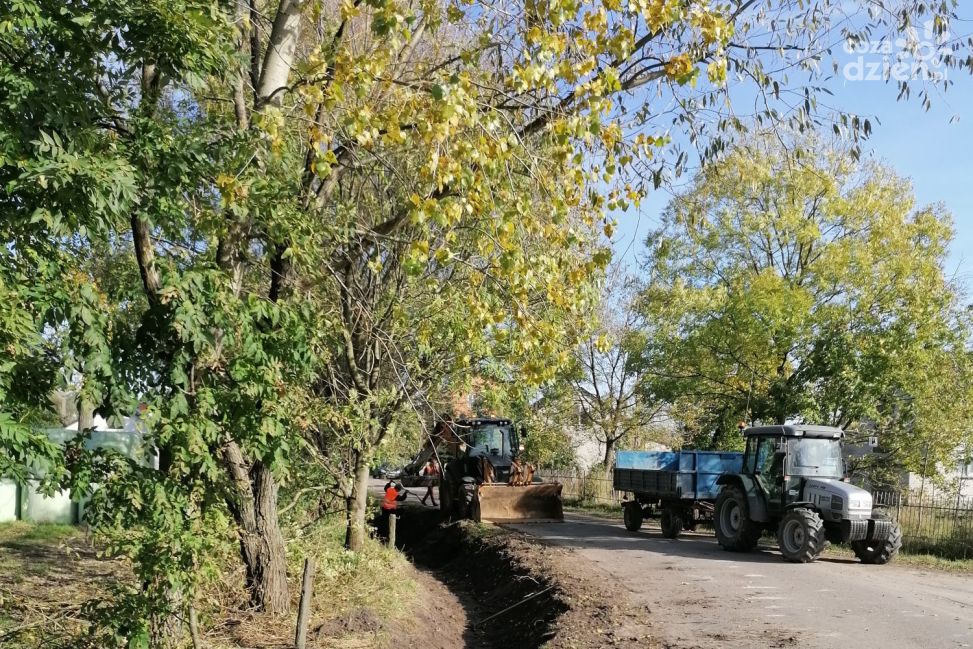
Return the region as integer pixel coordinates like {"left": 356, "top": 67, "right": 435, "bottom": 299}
{"left": 204, "top": 515, "right": 417, "bottom": 648}
{"left": 0, "top": 521, "right": 123, "bottom": 649}
{"left": 1, "top": 512, "right": 419, "bottom": 649}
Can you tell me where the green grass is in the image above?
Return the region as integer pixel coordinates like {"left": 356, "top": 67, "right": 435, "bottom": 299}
{"left": 288, "top": 514, "right": 417, "bottom": 620}
{"left": 0, "top": 521, "right": 78, "bottom": 544}
{"left": 823, "top": 544, "right": 973, "bottom": 573}
{"left": 463, "top": 520, "right": 508, "bottom": 540}
{"left": 563, "top": 498, "right": 624, "bottom": 520}
{"left": 892, "top": 552, "right": 973, "bottom": 573}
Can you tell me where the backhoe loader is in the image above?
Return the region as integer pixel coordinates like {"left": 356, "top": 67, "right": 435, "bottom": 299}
{"left": 435, "top": 418, "right": 563, "bottom": 523}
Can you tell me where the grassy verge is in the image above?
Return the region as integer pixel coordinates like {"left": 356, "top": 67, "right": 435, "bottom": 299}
{"left": 2, "top": 509, "right": 421, "bottom": 649}
{"left": 0, "top": 521, "right": 77, "bottom": 544}
{"left": 193, "top": 510, "right": 421, "bottom": 648}
{"left": 822, "top": 543, "right": 973, "bottom": 573}
{"left": 563, "top": 498, "right": 624, "bottom": 520}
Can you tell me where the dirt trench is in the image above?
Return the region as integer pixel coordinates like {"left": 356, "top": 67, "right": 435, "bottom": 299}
{"left": 391, "top": 504, "right": 658, "bottom": 649}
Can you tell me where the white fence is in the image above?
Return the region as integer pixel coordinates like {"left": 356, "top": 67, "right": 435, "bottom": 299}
{"left": 1, "top": 427, "right": 151, "bottom": 525}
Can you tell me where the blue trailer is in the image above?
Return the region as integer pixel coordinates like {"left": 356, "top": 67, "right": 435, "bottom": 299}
{"left": 613, "top": 450, "right": 743, "bottom": 538}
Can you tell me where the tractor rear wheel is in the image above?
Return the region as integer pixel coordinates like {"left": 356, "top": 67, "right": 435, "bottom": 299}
{"left": 714, "top": 485, "right": 762, "bottom": 551}
{"left": 623, "top": 501, "right": 643, "bottom": 532}
{"left": 777, "top": 508, "right": 826, "bottom": 563}
{"left": 660, "top": 507, "right": 684, "bottom": 539}
{"left": 852, "top": 518, "right": 902, "bottom": 565}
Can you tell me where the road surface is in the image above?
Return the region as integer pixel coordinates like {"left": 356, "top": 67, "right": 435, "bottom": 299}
{"left": 508, "top": 514, "right": 973, "bottom": 649}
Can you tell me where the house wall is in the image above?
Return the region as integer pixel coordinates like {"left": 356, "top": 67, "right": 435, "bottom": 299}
{"left": 0, "top": 480, "right": 18, "bottom": 522}
{"left": 845, "top": 442, "right": 973, "bottom": 499}
{"left": 903, "top": 471, "right": 973, "bottom": 500}
{"left": 570, "top": 427, "right": 604, "bottom": 471}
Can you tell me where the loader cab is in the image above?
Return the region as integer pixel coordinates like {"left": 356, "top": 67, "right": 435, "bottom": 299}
{"left": 457, "top": 418, "right": 521, "bottom": 480}
{"left": 742, "top": 425, "right": 844, "bottom": 515}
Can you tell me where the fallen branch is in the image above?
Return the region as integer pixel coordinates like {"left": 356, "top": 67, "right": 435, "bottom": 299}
{"left": 279, "top": 485, "right": 332, "bottom": 516}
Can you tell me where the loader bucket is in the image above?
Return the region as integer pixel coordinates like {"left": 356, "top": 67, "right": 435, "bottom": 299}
{"left": 475, "top": 482, "right": 564, "bottom": 523}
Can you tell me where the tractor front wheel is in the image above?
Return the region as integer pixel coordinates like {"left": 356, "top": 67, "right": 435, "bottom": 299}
{"left": 623, "top": 501, "right": 644, "bottom": 532}
{"left": 777, "top": 508, "right": 826, "bottom": 563}
{"left": 852, "top": 519, "right": 903, "bottom": 565}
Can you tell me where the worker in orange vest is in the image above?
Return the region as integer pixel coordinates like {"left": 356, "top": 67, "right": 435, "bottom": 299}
{"left": 380, "top": 481, "right": 409, "bottom": 542}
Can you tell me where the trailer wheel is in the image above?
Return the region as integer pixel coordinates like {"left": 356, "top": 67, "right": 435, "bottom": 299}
{"left": 714, "top": 485, "right": 762, "bottom": 551}
{"left": 623, "top": 501, "right": 643, "bottom": 532}
{"left": 660, "top": 507, "right": 683, "bottom": 539}
{"left": 777, "top": 507, "right": 826, "bottom": 563}
{"left": 852, "top": 518, "right": 902, "bottom": 565}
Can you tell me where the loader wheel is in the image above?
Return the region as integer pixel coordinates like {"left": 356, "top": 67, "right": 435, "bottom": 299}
{"left": 660, "top": 507, "right": 683, "bottom": 539}
{"left": 714, "top": 485, "right": 762, "bottom": 551}
{"left": 623, "top": 502, "right": 643, "bottom": 532}
{"left": 777, "top": 508, "right": 826, "bottom": 563}
{"left": 439, "top": 483, "right": 450, "bottom": 515}
{"left": 852, "top": 519, "right": 902, "bottom": 565}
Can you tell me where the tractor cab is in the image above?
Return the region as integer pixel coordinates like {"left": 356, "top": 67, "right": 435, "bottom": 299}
{"left": 456, "top": 418, "right": 522, "bottom": 482}
{"left": 742, "top": 425, "right": 844, "bottom": 515}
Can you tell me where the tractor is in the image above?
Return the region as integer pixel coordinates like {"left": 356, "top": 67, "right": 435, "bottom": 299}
{"left": 713, "top": 425, "right": 902, "bottom": 564}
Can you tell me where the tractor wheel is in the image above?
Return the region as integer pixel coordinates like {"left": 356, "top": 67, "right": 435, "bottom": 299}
{"left": 852, "top": 519, "right": 903, "bottom": 565}
{"left": 777, "top": 508, "right": 827, "bottom": 563}
{"left": 714, "top": 485, "right": 762, "bottom": 551}
{"left": 660, "top": 507, "right": 684, "bottom": 539}
{"left": 462, "top": 485, "right": 478, "bottom": 521}
{"left": 623, "top": 501, "right": 643, "bottom": 532}
{"left": 439, "top": 483, "right": 451, "bottom": 515}
{"left": 469, "top": 493, "right": 481, "bottom": 522}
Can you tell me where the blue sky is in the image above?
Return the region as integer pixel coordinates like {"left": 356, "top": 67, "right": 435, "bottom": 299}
{"left": 613, "top": 42, "right": 973, "bottom": 290}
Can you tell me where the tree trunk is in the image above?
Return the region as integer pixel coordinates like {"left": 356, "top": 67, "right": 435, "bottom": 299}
{"left": 344, "top": 452, "right": 371, "bottom": 552}
{"left": 602, "top": 436, "right": 616, "bottom": 468}
{"left": 149, "top": 587, "right": 184, "bottom": 649}
{"left": 224, "top": 441, "right": 290, "bottom": 614}
{"left": 77, "top": 398, "right": 94, "bottom": 432}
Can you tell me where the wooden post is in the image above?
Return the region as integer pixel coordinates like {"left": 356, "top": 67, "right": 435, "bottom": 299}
{"left": 188, "top": 605, "right": 201, "bottom": 649}
{"left": 389, "top": 514, "right": 397, "bottom": 547}
{"left": 295, "top": 558, "right": 315, "bottom": 649}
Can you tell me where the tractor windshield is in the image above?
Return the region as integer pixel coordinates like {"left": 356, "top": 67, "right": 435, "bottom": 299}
{"left": 468, "top": 424, "right": 509, "bottom": 457}
{"left": 786, "top": 438, "right": 843, "bottom": 478}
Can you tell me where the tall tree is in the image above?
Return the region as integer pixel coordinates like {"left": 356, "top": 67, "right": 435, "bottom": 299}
{"left": 634, "top": 135, "right": 973, "bottom": 473}
{"left": 3, "top": 0, "right": 973, "bottom": 644}
{"left": 569, "top": 270, "right": 666, "bottom": 467}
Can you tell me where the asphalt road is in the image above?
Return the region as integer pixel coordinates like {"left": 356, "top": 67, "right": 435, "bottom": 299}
{"left": 508, "top": 514, "right": 973, "bottom": 649}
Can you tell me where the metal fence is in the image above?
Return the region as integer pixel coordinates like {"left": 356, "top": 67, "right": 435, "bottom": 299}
{"left": 541, "top": 469, "right": 973, "bottom": 559}
{"left": 873, "top": 490, "right": 973, "bottom": 558}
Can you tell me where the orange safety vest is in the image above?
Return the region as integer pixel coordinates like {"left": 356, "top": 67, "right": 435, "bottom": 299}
{"left": 382, "top": 487, "right": 399, "bottom": 510}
